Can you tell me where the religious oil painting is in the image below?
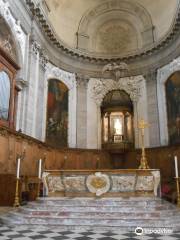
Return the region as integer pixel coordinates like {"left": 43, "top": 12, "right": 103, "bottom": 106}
{"left": 46, "top": 79, "right": 68, "bottom": 148}
{"left": 166, "top": 71, "right": 180, "bottom": 145}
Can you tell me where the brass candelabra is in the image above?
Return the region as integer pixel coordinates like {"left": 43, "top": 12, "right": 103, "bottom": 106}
{"left": 175, "top": 177, "right": 180, "bottom": 207}
{"left": 138, "top": 119, "right": 150, "bottom": 169}
{"left": 13, "top": 178, "right": 20, "bottom": 207}
{"left": 37, "top": 179, "right": 41, "bottom": 198}
{"left": 13, "top": 149, "right": 26, "bottom": 207}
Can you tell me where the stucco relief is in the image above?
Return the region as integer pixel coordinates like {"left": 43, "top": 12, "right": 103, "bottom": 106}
{"left": 91, "top": 77, "right": 142, "bottom": 106}
{"left": 0, "top": 0, "right": 26, "bottom": 62}
{"left": 96, "top": 20, "right": 137, "bottom": 54}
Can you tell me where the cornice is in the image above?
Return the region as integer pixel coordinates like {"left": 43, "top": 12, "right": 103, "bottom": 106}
{"left": 25, "top": 0, "right": 180, "bottom": 64}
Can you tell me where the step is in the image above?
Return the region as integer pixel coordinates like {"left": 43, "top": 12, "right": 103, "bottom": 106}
{"left": 2, "top": 214, "right": 179, "bottom": 228}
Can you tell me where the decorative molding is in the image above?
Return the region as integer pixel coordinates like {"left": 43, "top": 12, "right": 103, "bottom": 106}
{"left": 39, "top": 52, "right": 49, "bottom": 69}
{"left": 31, "top": 40, "right": 41, "bottom": 55}
{"left": 91, "top": 76, "right": 143, "bottom": 106}
{"left": 0, "top": 0, "right": 26, "bottom": 62}
{"left": 25, "top": 0, "right": 180, "bottom": 63}
{"left": 76, "top": 73, "right": 89, "bottom": 88}
{"left": 45, "top": 63, "right": 76, "bottom": 90}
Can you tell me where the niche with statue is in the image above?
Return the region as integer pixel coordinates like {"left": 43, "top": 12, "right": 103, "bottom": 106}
{"left": 101, "top": 90, "right": 134, "bottom": 152}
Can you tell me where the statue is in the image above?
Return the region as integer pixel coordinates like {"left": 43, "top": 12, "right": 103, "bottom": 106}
{"left": 102, "top": 62, "right": 129, "bottom": 81}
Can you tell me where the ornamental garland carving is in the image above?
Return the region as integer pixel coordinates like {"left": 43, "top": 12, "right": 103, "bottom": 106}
{"left": 92, "top": 76, "right": 143, "bottom": 106}
{"left": 45, "top": 63, "right": 76, "bottom": 90}
{"left": 0, "top": 0, "right": 26, "bottom": 61}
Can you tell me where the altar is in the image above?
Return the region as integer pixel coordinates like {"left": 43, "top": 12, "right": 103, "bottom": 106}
{"left": 42, "top": 169, "right": 160, "bottom": 197}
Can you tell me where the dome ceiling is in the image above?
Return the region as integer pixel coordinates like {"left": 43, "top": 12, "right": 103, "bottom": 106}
{"left": 40, "top": 0, "right": 178, "bottom": 58}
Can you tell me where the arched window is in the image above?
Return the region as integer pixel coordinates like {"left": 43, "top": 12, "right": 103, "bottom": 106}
{"left": 0, "top": 71, "right": 10, "bottom": 120}
{"left": 46, "top": 79, "right": 69, "bottom": 148}
{"left": 166, "top": 71, "right": 180, "bottom": 145}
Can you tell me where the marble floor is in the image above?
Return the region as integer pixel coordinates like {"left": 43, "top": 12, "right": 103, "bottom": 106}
{"left": 0, "top": 224, "right": 180, "bottom": 240}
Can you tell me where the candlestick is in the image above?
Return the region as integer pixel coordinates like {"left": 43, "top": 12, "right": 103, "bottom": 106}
{"left": 38, "top": 159, "right": 42, "bottom": 179}
{"left": 16, "top": 158, "right": 21, "bottom": 179}
{"left": 175, "top": 177, "right": 180, "bottom": 207}
{"left": 138, "top": 119, "right": 150, "bottom": 169}
{"left": 13, "top": 178, "right": 20, "bottom": 207}
{"left": 175, "top": 156, "right": 178, "bottom": 178}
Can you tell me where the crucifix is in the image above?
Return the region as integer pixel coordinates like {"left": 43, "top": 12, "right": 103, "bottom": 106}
{"left": 138, "top": 119, "right": 150, "bottom": 169}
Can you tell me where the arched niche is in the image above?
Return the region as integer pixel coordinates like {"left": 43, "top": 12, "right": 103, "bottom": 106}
{"left": 44, "top": 63, "right": 77, "bottom": 148}
{"left": 157, "top": 57, "right": 180, "bottom": 146}
{"left": 165, "top": 71, "right": 180, "bottom": 145}
{"left": 77, "top": 0, "right": 154, "bottom": 55}
{"left": 0, "top": 17, "right": 18, "bottom": 61}
{"left": 101, "top": 90, "right": 134, "bottom": 151}
{"left": 46, "top": 79, "right": 69, "bottom": 148}
{"left": 0, "top": 16, "right": 20, "bottom": 128}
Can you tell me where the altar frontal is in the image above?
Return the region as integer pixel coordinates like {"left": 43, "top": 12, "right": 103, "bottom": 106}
{"left": 42, "top": 169, "right": 160, "bottom": 197}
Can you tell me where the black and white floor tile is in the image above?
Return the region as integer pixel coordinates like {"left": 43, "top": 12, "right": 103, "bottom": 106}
{"left": 0, "top": 225, "right": 180, "bottom": 240}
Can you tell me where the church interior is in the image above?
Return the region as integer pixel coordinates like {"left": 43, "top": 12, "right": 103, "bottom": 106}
{"left": 0, "top": 0, "right": 180, "bottom": 239}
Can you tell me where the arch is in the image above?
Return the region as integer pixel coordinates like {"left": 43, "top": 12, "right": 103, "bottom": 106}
{"left": 157, "top": 57, "right": 180, "bottom": 145}
{"left": 77, "top": 0, "right": 154, "bottom": 53}
{"left": 165, "top": 71, "right": 180, "bottom": 145}
{"left": 43, "top": 63, "right": 77, "bottom": 148}
{"left": 0, "top": 0, "right": 25, "bottom": 69}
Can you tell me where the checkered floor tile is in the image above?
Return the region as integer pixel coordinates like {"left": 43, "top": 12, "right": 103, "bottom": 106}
{"left": 0, "top": 224, "right": 180, "bottom": 240}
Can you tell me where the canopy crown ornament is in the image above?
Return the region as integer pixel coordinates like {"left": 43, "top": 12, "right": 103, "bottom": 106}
{"left": 102, "top": 62, "right": 129, "bottom": 81}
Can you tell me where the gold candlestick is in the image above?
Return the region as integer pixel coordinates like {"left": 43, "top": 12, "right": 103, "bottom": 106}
{"left": 138, "top": 119, "right": 150, "bottom": 169}
{"left": 37, "top": 179, "right": 41, "bottom": 198}
{"left": 175, "top": 177, "right": 180, "bottom": 207}
{"left": 13, "top": 178, "right": 20, "bottom": 207}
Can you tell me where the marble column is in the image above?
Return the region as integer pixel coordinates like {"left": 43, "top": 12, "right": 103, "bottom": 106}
{"left": 76, "top": 74, "right": 89, "bottom": 148}
{"left": 145, "top": 71, "right": 160, "bottom": 147}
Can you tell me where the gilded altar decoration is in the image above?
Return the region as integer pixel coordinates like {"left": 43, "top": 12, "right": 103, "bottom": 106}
{"left": 86, "top": 172, "right": 111, "bottom": 196}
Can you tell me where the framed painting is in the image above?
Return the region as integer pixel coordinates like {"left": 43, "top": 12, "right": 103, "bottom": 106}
{"left": 46, "top": 79, "right": 68, "bottom": 148}
{"left": 166, "top": 71, "right": 180, "bottom": 145}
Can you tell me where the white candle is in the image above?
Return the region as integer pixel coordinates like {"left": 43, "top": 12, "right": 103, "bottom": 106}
{"left": 175, "top": 156, "right": 178, "bottom": 178}
{"left": 38, "top": 159, "right": 42, "bottom": 179}
{"left": 16, "top": 158, "right": 21, "bottom": 179}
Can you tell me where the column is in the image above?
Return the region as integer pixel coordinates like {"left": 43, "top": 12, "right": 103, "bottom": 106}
{"left": 76, "top": 74, "right": 89, "bottom": 148}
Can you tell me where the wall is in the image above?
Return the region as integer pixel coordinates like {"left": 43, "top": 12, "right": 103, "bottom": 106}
{"left": 0, "top": 127, "right": 112, "bottom": 177}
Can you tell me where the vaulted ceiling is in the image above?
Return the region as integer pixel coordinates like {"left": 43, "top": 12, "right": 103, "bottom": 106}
{"left": 41, "top": 0, "right": 179, "bottom": 57}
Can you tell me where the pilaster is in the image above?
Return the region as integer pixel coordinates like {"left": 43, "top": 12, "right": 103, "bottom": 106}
{"left": 76, "top": 74, "right": 89, "bottom": 148}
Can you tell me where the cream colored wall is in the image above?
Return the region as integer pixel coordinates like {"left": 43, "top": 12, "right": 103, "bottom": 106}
{"left": 45, "top": 0, "right": 178, "bottom": 48}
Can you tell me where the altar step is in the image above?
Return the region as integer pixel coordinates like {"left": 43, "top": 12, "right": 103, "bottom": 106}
{"left": 1, "top": 197, "right": 180, "bottom": 231}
